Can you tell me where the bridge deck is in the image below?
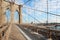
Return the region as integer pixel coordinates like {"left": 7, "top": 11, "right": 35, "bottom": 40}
{"left": 9, "top": 24, "right": 26, "bottom": 40}
{"left": 17, "top": 24, "right": 46, "bottom": 40}
{"left": 8, "top": 24, "right": 46, "bottom": 40}
{"left": 1, "top": 24, "right": 60, "bottom": 40}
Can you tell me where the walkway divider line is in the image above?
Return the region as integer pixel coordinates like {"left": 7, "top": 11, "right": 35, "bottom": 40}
{"left": 16, "top": 25, "right": 32, "bottom": 40}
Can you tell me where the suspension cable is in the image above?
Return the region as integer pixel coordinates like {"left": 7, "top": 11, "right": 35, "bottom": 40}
{"left": 23, "top": 0, "right": 31, "bottom": 5}
{"left": 4, "top": 0, "right": 60, "bottom": 17}
{"left": 34, "top": 0, "right": 35, "bottom": 23}
{"left": 23, "top": 6, "right": 60, "bottom": 16}
{"left": 46, "top": 0, "right": 48, "bottom": 24}
{"left": 23, "top": 12, "right": 42, "bottom": 23}
{"left": 22, "top": 0, "right": 60, "bottom": 17}
{"left": 22, "top": 0, "right": 60, "bottom": 23}
{"left": 56, "top": 0, "right": 58, "bottom": 23}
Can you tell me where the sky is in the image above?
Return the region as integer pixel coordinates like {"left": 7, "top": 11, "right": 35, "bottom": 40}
{"left": 6, "top": 0, "right": 60, "bottom": 23}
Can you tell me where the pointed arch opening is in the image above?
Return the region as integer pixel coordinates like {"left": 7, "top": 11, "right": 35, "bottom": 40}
{"left": 5, "top": 8, "right": 11, "bottom": 23}
{"left": 14, "top": 10, "right": 19, "bottom": 23}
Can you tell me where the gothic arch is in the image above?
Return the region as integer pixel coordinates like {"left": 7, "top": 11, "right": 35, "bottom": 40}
{"left": 5, "top": 8, "right": 10, "bottom": 23}
{"left": 14, "top": 10, "right": 19, "bottom": 23}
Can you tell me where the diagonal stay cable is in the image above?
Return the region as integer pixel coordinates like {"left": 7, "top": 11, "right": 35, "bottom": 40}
{"left": 23, "top": 6, "right": 60, "bottom": 16}
{"left": 4, "top": 0, "right": 60, "bottom": 17}
{"left": 22, "top": 0, "right": 60, "bottom": 16}
{"left": 24, "top": 12, "right": 42, "bottom": 23}
{"left": 23, "top": 0, "right": 31, "bottom": 5}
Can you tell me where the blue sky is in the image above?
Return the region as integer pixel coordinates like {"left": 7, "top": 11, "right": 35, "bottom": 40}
{"left": 6, "top": 0, "right": 60, "bottom": 23}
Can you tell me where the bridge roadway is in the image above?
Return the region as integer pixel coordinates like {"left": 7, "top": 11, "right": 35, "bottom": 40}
{"left": 17, "top": 24, "right": 46, "bottom": 40}
{"left": 9, "top": 24, "right": 26, "bottom": 40}
{"left": 21, "top": 24, "right": 60, "bottom": 40}
{"left": 8, "top": 24, "right": 46, "bottom": 40}
{"left": 1, "top": 23, "right": 60, "bottom": 40}
{"left": 0, "top": 23, "right": 27, "bottom": 40}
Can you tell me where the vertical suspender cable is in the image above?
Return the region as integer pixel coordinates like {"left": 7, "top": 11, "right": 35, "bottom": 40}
{"left": 27, "top": 6, "right": 31, "bottom": 23}
{"left": 34, "top": 0, "right": 35, "bottom": 23}
{"left": 56, "top": 0, "right": 58, "bottom": 23}
{"left": 47, "top": 0, "right": 48, "bottom": 24}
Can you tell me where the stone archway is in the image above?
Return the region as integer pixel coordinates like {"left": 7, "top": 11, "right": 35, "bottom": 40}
{"left": 0, "top": 0, "right": 23, "bottom": 40}
{"left": 5, "top": 8, "right": 11, "bottom": 23}
{"left": 14, "top": 10, "right": 19, "bottom": 23}
{"left": 14, "top": 8, "right": 22, "bottom": 24}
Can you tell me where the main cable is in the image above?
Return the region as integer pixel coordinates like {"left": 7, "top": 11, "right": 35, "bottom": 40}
{"left": 23, "top": 6, "right": 60, "bottom": 16}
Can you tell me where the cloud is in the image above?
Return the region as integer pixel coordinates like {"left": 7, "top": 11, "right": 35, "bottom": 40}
{"left": 30, "top": 0, "right": 60, "bottom": 23}
{"left": 34, "top": 0, "right": 59, "bottom": 12}
{"left": 15, "top": 0, "right": 60, "bottom": 23}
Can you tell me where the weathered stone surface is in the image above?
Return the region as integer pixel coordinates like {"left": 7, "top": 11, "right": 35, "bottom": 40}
{"left": 0, "top": 0, "right": 22, "bottom": 40}
{"left": 0, "top": 0, "right": 22, "bottom": 25}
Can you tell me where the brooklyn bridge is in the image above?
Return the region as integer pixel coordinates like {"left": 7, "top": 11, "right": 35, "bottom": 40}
{"left": 0, "top": 0, "right": 60, "bottom": 40}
